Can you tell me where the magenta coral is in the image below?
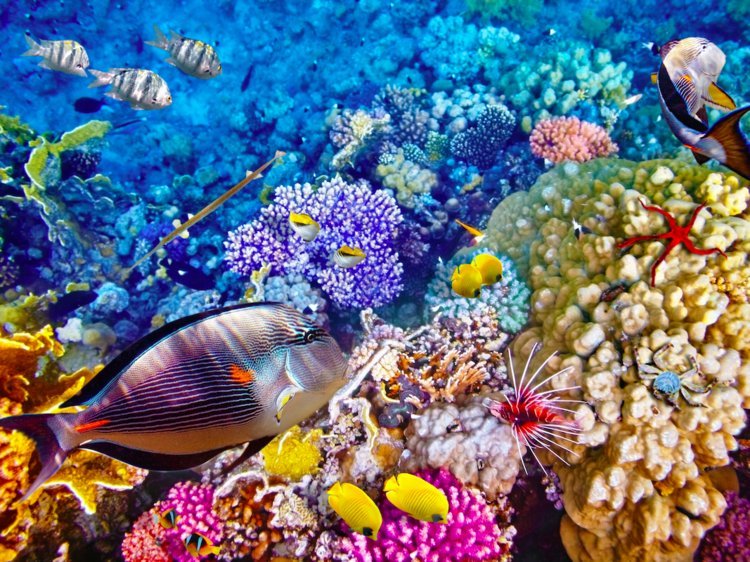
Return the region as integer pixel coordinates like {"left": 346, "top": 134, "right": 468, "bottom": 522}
{"left": 336, "top": 468, "right": 507, "bottom": 562}
{"left": 122, "top": 481, "right": 223, "bottom": 562}
{"left": 529, "top": 116, "right": 618, "bottom": 163}
{"left": 698, "top": 491, "right": 750, "bottom": 561}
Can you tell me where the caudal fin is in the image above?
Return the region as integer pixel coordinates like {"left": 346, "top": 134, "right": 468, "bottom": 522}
{"left": 704, "top": 105, "right": 750, "bottom": 180}
{"left": 87, "top": 69, "right": 113, "bottom": 89}
{"left": 22, "top": 34, "right": 42, "bottom": 57}
{"left": 144, "top": 25, "right": 168, "bottom": 50}
{"left": 0, "top": 413, "right": 69, "bottom": 503}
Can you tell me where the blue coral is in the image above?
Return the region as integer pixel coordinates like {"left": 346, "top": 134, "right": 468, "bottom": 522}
{"left": 449, "top": 105, "right": 515, "bottom": 169}
{"left": 224, "top": 176, "right": 403, "bottom": 309}
{"left": 425, "top": 247, "right": 531, "bottom": 334}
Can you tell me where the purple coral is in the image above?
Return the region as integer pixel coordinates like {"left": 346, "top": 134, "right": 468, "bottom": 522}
{"left": 224, "top": 176, "right": 404, "bottom": 309}
{"left": 450, "top": 105, "right": 515, "bottom": 169}
{"left": 698, "top": 491, "right": 750, "bottom": 561}
{"left": 337, "top": 468, "right": 507, "bottom": 562}
{"left": 122, "top": 481, "right": 223, "bottom": 562}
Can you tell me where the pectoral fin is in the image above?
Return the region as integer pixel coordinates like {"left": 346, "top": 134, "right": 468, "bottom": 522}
{"left": 704, "top": 82, "right": 737, "bottom": 112}
{"left": 275, "top": 386, "right": 300, "bottom": 423}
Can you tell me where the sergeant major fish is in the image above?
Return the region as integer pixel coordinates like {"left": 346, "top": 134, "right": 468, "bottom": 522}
{"left": 22, "top": 35, "right": 89, "bottom": 77}
{"left": 146, "top": 25, "right": 222, "bottom": 79}
{"left": 88, "top": 68, "right": 172, "bottom": 110}
{"left": 0, "top": 302, "right": 348, "bottom": 502}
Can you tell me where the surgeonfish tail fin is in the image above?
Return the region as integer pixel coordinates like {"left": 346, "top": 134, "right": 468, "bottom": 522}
{"left": 0, "top": 413, "right": 69, "bottom": 503}
{"left": 705, "top": 105, "right": 750, "bottom": 180}
{"left": 145, "top": 25, "right": 168, "bottom": 50}
{"left": 22, "top": 34, "right": 42, "bottom": 56}
{"left": 87, "top": 69, "right": 113, "bottom": 89}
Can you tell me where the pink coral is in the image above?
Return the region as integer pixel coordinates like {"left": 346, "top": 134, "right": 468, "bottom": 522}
{"left": 336, "top": 468, "right": 509, "bottom": 562}
{"left": 529, "top": 116, "right": 618, "bottom": 163}
{"left": 122, "top": 482, "right": 223, "bottom": 562}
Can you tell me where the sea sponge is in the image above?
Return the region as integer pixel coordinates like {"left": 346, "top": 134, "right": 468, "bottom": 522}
{"left": 262, "top": 426, "right": 324, "bottom": 480}
{"left": 481, "top": 158, "right": 750, "bottom": 560}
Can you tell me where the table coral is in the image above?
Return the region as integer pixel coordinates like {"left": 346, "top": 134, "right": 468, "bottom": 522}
{"left": 334, "top": 468, "right": 513, "bottom": 562}
{"left": 530, "top": 116, "right": 618, "bottom": 163}
{"left": 224, "top": 175, "right": 404, "bottom": 309}
{"left": 480, "top": 158, "right": 750, "bottom": 561}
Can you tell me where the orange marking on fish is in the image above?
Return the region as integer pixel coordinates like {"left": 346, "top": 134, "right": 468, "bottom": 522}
{"left": 75, "top": 419, "right": 110, "bottom": 433}
{"left": 230, "top": 364, "right": 255, "bottom": 385}
{"left": 684, "top": 144, "right": 699, "bottom": 152}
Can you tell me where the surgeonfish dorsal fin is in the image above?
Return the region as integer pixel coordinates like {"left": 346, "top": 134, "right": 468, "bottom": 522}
{"left": 704, "top": 82, "right": 737, "bottom": 112}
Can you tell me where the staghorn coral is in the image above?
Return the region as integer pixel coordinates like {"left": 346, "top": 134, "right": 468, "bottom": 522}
{"left": 224, "top": 175, "right": 404, "bottom": 309}
{"left": 334, "top": 468, "right": 513, "bottom": 562}
{"left": 481, "top": 158, "right": 750, "bottom": 561}
{"left": 530, "top": 116, "right": 618, "bottom": 163}
{"left": 424, "top": 247, "right": 531, "bottom": 334}
{"left": 375, "top": 148, "right": 438, "bottom": 208}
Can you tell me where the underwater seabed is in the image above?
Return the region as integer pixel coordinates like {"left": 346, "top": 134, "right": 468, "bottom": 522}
{"left": 1, "top": 0, "right": 750, "bottom": 560}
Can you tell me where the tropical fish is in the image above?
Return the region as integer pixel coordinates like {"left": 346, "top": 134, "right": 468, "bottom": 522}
{"left": 126, "top": 151, "right": 285, "bottom": 276}
{"left": 642, "top": 41, "right": 660, "bottom": 56}
{"left": 22, "top": 35, "right": 89, "bottom": 77}
{"left": 454, "top": 219, "right": 486, "bottom": 246}
{"left": 655, "top": 59, "right": 750, "bottom": 179}
{"left": 184, "top": 532, "right": 220, "bottom": 557}
{"left": 327, "top": 482, "right": 383, "bottom": 540}
{"left": 659, "top": 38, "right": 736, "bottom": 122}
{"left": 289, "top": 212, "right": 320, "bottom": 242}
{"left": 0, "top": 302, "right": 348, "bottom": 502}
{"left": 146, "top": 25, "right": 222, "bottom": 79}
{"left": 572, "top": 218, "right": 593, "bottom": 240}
{"left": 333, "top": 245, "right": 365, "bottom": 268}
{"left": 383, "top": 473, "right": 449, "bottom": 524}
{"left": 152, "top": 507, "right": 179, "bottom": 529}
{"left": 160, "top": 257, "right": 215, "bottom": 291}
{"left": 47, "top": 289, "right": 98, "bottom": 322}
{"left": 451, "top": 264, "right": 482, "bottom": 298}
{"left": 88, "top": 68, "right": 172, "bottom": 111}
{"left": 73, "top": 97, "right": 106, "bottom": 114}
{"left": 621, "top": 93, "right": 643, "bottom": 107}
{"left": 470, "top": 254, "right": 503, "bottom": 285}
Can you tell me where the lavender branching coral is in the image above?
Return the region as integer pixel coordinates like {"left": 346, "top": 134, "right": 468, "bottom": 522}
{"left": 225, "top": 176, "right": 404, "bottom": 309}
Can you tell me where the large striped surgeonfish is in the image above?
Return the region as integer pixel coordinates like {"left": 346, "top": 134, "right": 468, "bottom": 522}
{"left": 0, "top": 302, "right": 348, "bottom": 502}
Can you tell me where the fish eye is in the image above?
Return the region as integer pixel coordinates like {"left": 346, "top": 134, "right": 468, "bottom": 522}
{"left": 303, "top": 330, "right": 318, "bottom": 343}
{"left": 76, "top": 64, "right": 83, "bottom": 68}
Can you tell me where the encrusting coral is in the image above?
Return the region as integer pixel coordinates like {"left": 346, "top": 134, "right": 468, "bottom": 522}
{"left": 479, "top": 157, "right": 750, "bottom": 561}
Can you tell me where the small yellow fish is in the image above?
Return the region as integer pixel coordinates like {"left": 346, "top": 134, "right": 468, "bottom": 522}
{"left": 451, "top": 264, "right": 482, "bottom": 298}
{"left": 455, "top": 219, "right": 486, "bottom": 246}
{"left": 470, "top": 254, "right": 503, "bottom": 285}
{"left": 327, "top": 482, "right": 383, "bottom": 540}
{"left": 184, "top": 532, "right": 220, "bottom": 557}
{"left": 152, "top": 507, "right": 179, "bottom": 529}
{"left": 333, "top": 245, "right": 366, "bottom": 268}
{"left": 384, "top": 473, "right": 449, "bottom": 524}
{"left": 289, "top": 212, "right": 321, "bottom": 242}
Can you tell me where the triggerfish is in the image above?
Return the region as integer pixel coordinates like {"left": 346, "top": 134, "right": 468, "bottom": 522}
{"left": 146, "top": 25, "right": 222, "bottom": 79}
{"left": 655, "top": 50, "right": 750, "bottom": 179}
{"left": 470, "top": 254, "right": 503, "bottom": 285}
{"left": 0, "top": 302, "right": 348, "bottom": 502}
{"left": 22, "top": 35, "right": 89, "bottom": 77}
{"left": 384, "top": 473, "right": 449, "bottom": 524}
{"left": 327, "top": 482, "right": 383, "bottom": 540}
{"left": 184, "top": 532, "right": 220, "bottom": 557}
{"left": 88, "top": 68, "right": 172, "bottom": 110}
{"left": 451, "top": 263, "right": 483, "bottom": 298}
{"left": 289, "top": 212, "right": 321, "bottom": 242}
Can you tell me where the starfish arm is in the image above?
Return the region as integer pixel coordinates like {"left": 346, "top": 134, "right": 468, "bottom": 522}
{"left": 686, "top": 202, "right": 709, "bottom": 231}
{"left": 681, "top": 238, "right": 727, "bottom": 257}
{"left": 617, "top": 234, "right": 661, "bottom": 249}
{"left": 639, "top": 199, "right": 678, "bottom": 229}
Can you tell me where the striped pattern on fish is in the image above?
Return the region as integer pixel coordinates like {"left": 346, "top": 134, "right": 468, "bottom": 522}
{"left": 146, "top": 25, "right": 222, "bottom": 79}
{"left": 88, "top": 68, "right": 172, "bottom": 110}
{"left": 0, "top": 302, "right": 348, "bottom": 502}
{"left": 22, "top": 35, "right": 89, "bottom": 77}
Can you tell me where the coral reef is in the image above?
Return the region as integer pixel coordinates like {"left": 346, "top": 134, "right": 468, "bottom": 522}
{"left": 262, "top": 426, "right": 324, "bottom": 480}
{"left": 697, "top": 491, "right": 750, "bottom": 561}
{"left": 481, "top": 158, "right": 750, "bottom": 560}
{"left": 449, "top": 104, "right": 515, "bottom": 169}
{"left": 530, "top": 116, "right": 618, "bottom": 163}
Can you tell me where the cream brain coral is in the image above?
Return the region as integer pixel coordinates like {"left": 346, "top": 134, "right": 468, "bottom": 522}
{"left": 479, "top": 157, "right": 750, "bottom": 561}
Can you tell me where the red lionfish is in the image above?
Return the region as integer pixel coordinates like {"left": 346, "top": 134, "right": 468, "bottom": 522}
{"left": 483, "top": 342, "right": 583, "bottom": 474}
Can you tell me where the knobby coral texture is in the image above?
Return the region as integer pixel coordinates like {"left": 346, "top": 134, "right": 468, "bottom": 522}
{"left": 529, "top": 116, "right": 618, "bottom": 163}
{"left": 224, "top": 176, "right": 404, "bottom": 308}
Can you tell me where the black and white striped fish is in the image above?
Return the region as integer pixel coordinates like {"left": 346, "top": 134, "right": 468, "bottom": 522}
{"left": 22, "top": 35, "right": 89, "bottom": 77}
{"left": 0, "top": 302, "right": 348, "bottom": 502}
{"left": 146, "top": 25, "right": 222, "bottom": 79}
{"left": 88, "top": 68, "right": 172, "bottom": 110}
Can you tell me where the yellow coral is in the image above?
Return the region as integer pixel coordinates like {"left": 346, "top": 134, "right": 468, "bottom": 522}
{"left": 261, "top": 425, "right": 323, "bottom": 480}
{"left": 375, "top": 148, "right": 437, "bottom": 208}
{"left": 483, "top": 158, "right": 750, "bottom": 561}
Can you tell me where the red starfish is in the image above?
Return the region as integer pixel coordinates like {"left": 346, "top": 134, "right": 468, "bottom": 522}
{"left": 617, "top": 199, "right": 727, "bottom": 286}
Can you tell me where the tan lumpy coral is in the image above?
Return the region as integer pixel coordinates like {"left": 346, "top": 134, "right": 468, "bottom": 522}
{"left": 481, "top": 158, "right": 750, "bottom": 561}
